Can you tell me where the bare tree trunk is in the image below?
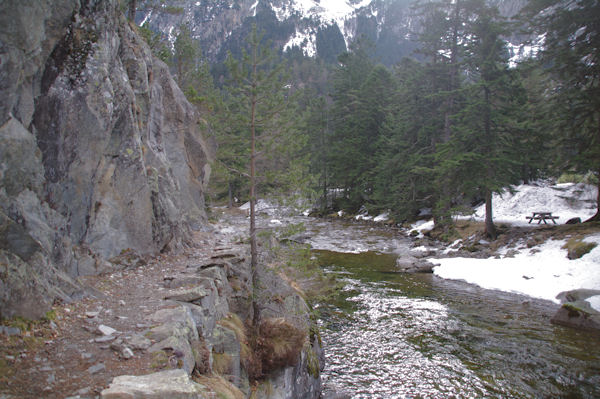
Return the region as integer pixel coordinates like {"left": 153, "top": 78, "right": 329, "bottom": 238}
{"left": 585, "top": 117, "right": 600, "bottom": 222}
{"left": 128, "top": 0, "right": 137, "bottom": 22}
{"left": 249, "top": 51, "right": 258, "bottom": 276}
{"left": 483, "top": 85, "right": 497, "bottom": 238}
{"left": 485, "top": 189, "right": 497, "bottom": 239}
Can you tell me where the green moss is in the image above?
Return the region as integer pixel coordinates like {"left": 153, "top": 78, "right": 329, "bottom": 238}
{"left": 563, "top": 303, "right": 583, "bottom": 318}
{"left": 44, "top": 309, "right": 57, "bottom": 322}
{"left": 309, "top": 323, "right": 322, "bottom": 347}
{"left": 306, "top": 346, "right": 320, "bottom": 378}
{"left": 562, "top": 238, "right": 597, "bottom": 259}
{"left": 150, "top": 350, "right": 169, "bottom": 369}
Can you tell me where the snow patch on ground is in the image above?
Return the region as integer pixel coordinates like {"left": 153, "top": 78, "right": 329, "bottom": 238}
{"left": 427, "top": 181, "right": 599, "bottom": 304}
{"left": 433, "top": 234, "right": 600, "bottom": 304}
{"left": 587, "top": 295, "right": 600, "bottom": 312}
{"left": 467, "top": 182, "right": 597, "bottom": 226}
{"left": 409, "top": 220, "right": 434, "bottom": 238}
{"left": 374, "top": 213, "right": 389, "bottom": 222}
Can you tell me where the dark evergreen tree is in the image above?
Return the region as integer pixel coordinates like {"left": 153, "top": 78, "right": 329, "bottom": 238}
{"left": 328, "top": 40, "right": 394, "bottom": 211}
{"left": 437, "top": 1, "right": 525, "bottom": 238}
{"left": 316, "top": 24, "right": 347, "bottom": 64}
{"left": 412, "top": 0, "right": 479, "bottom": 228}
{"left": 524, "top": 0, "right": 600, "bottom": 221}
{"left": 174, "top": 25, "right": 199, "bottom": 88}
{"left": 373, "top": 57, "right": 442, "bottom": 221}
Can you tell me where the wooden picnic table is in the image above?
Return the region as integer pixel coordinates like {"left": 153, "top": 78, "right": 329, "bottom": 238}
{"left": 526, "top": 211, "right": 559, "bottom": 224}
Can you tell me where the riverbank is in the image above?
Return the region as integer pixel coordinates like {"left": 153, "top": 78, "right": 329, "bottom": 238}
{"left": 405, "top": 181, "right": 600, "bottom": 313}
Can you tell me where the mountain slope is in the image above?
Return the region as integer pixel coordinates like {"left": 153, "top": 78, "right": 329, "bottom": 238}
{"left": 137, "top": 0, "right": 527, "bottom": 66}
{"left": 138, "top": 0, "right": 418, "bottom": 65}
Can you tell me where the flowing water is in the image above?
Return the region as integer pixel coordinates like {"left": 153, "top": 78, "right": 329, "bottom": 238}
{"left": 218, "top": 211, "right": 600, "bottom": 398}
{"left": 301, "top": 220, "right": 600, "bottom": 399}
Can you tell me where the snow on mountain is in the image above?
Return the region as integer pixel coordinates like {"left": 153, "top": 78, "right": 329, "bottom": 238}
{"left": 137, "top": 0, "right": 530, "bottom": 65}
{"left": 136, "top": 0, "right": 410, "bottom": 63}
{"left": 284, "top": 27, "right": 317, "bottom": 56}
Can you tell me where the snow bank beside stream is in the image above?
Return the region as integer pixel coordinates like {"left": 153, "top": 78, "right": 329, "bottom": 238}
{"left": 433, "top": 234, "right": 600, "bottom": 308}
{"left": 429, "top": 181, "right": 600, "bottom": 310}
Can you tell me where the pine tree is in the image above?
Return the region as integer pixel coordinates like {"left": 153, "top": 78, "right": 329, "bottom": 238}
{"left": 373, "top": 57, "right": 441, "bottom": 221}
{"left": 524, "top": 0, "right": 600, "bottom": 221}
{"left": 174, "top": 25, "right": 198, "bottom": 88}
{"left": 439, "top": 1, "right": 525, "bottom": 238}
{"left": 412, "top": 0, "right": 479, "bottom": 228}
{"left": 328, "top": 39, "right": 379, "bottom": 211}
{"left": 304, "top": 94, "right": 332, "bottom": 214}
{"left": 225, "top": 25, "right": 295, "bottom": 274}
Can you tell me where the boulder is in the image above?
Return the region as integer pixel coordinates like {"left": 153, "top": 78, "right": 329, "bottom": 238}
{"left": 165, "top": 286, "right": 209, "bottom": 303}
{"left": 148, "top": 335, "right": 196, "bottom": 374}
{"left": 551, "top": 302, "right": 600, "bottom": 332}
{"left": 396, "top": 257, "right": 436, "bottom": 273}
{"left": 566, "top": 217, "right": 582, "bottom": 225}
{"left": 146, "top": 306, "right": 201, "bottom": 374}
{"left": 211, "top": 324, "right": 242, "bottom": 385}
{"left": 101, "top": 369, "right": 209, "bottom": 399}
{"left": 148, "top": 307, "right": 198, "bottom": 344}
{"left": 556, "top": 289, "right": 600, "bottom": 303}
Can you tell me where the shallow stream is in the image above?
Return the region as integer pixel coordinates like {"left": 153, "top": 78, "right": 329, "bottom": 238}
{"left": 219, "top": 211, "right": 600, "bottom": 398}
{"left": 302, "top": 220, "right": 600, "bottom": 398}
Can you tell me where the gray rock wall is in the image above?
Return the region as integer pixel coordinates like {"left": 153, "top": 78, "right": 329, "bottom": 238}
{"left": 0, "top": 0, "right": 213, "bottom": 318}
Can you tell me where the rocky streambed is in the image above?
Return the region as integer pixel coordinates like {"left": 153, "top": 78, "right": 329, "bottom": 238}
{"left": 289, "top": 217, "right": 600, "bottom": 398}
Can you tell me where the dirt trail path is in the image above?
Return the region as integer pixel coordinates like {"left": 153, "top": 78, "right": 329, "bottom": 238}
{"left": 0, "top": 228, "right": 235, "bottom": 399}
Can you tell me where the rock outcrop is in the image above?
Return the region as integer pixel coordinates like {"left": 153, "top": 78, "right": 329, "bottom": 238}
{"left": 0, "top": 0, "right": 213, "bottom": 319}
{"left": 100, "top": 240, "right": 322, "bottom": 398}
{"left": 552, "top": 289, "right": 600, "bottom": 332}
{"left": 101, "top": 369, "right": 210, "bottom": 399}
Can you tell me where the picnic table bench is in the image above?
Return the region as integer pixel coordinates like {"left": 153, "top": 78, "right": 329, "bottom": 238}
{"left": 526, "top": 212, "right": 559, "bottom": 224}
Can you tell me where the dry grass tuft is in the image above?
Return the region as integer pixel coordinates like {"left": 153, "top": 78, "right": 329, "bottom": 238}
{"left": 252, "top": 317, "right": 306, "bottom": 378}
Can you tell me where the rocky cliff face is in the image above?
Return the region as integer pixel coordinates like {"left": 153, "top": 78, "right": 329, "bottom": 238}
{"left": 0, "top": 0, "right": 214, "bottom": 319}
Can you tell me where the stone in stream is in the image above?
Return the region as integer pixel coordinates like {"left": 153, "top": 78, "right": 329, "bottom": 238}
{"left": 551, "top": 302, "right": 600, "bottom": 331}
{"left": 100, "top": 369, "right": 208, "bottom": 399}
{"left": 396, "top": 257, "right": 437, "bottom": 273}
{"left": 552, "top": 289, "right": 600, "bottom": 332}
